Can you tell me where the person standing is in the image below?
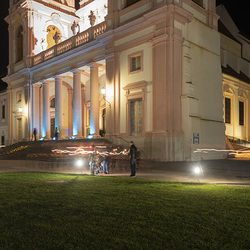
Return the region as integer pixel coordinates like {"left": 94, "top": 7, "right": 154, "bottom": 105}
{"left": 102, "top": 155, "right": 110, "bottom": 174}
{"left": 55, "top": 127, "right": 59, "bottom": 140}
{"left": 128, "top": 141, "right": 137, "bottom": 177}
{"left": 33, "top": 128, "right": 37, "bottom": 141}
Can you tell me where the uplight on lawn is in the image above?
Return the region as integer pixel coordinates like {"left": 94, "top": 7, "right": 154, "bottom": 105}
{"left": 194, "top": 166, "right": 201, "bottom": 175}
{"left": 76, "top": 159, "right": 84, "bottom": 168}
{"left": 193, "top": 164, "right": 203, "bottom": 182}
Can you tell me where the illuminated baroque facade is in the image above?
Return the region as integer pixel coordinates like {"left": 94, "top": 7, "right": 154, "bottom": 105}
{"left": 1, "top": 0, "right": 248, "bottom": 161}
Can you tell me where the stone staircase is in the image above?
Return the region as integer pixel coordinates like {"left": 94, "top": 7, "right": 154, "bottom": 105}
{"left": 0, "top": 139, "right": 117, "bottom": 162}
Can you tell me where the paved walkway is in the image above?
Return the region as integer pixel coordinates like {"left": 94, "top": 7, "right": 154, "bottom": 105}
{"left": 0, "top": 158, "right": 250, "bottom": 186}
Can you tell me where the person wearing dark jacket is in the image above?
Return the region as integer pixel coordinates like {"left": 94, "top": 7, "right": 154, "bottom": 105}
{"left": 129, "top": 141, "right": 137, "bottom": 177}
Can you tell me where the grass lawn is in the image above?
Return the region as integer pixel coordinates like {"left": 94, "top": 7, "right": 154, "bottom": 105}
{"left": 0, "top": 173, "right": 249, "bottom": 249}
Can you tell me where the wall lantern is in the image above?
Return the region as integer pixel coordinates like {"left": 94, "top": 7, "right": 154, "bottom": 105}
{"left": 101, "top": 87, "right": 111, "bottom": 108}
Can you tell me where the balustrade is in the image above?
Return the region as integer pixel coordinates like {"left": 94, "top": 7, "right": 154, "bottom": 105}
{"left": 32, "top": 21, "right": 106, "bottom": 66}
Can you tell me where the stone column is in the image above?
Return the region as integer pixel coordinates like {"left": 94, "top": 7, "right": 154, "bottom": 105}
{"left": 68, "top": 88, "right": 73, "bottom": 138}
{"left": 8, "top": 88, "right": 14, "bottom": 144}
{"left": 81, "top": 85, "right": 85, "bottom": 137}
{"left": 24, "top": 83, "right": 32, "bottom": 141}
{"left": 90, "top": 64, "right": 100, "bottom": 137}
{"left": 42, "top": 81, "right": 50, "bottom": 139}
{"left": 32, "top": 84, "right": 41, "bottom": 139}
{"left": 55, "top": 76, "right": 63, "bottom": 139}
{"left": 105, "top": 52, "right": 120, "bottom": 136}
{"left": 72, "top": 69, "right": 82, "bottom": 138}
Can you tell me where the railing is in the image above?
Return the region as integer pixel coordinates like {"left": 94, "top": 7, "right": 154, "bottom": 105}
{"left": 33, "top": 21, "right": 107, "bottom": 66}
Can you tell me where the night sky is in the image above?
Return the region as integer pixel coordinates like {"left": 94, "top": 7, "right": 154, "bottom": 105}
{"left": 0, "top": 1, "right": 248, "bottom": 80}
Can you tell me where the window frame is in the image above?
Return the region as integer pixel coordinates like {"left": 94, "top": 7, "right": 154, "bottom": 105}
{"left": 126, "top": 0, "right": 141, "bottom": 8}
{"left": 2, "top": 105, "right": 5, "bottom": 119}
{"left": 192, "top": 0, "right": 203, "bottom": 7}
{"left": 128, "top": 51, "right": 143, "bottom": 74}
{"left": 16, "top": 91, "right": 22, "bottom": 104}
{"left": 224, "top": 97, "right": 231, "bottom": 124}
{"left": 239, "top": 100, "right": 245, "bottom": 126}
{"left": 16, "top": 25, "right": 24, "bottom": 63}
{"left": 129, "top": 98, "right": 143, "bottom": 136}
{"left": 123, "top": 81, "right": 147, "bottom": 137}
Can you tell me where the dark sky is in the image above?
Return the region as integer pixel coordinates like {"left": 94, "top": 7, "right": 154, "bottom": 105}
{"left": 0, "top": 1, "right": 248, "bottom": 78}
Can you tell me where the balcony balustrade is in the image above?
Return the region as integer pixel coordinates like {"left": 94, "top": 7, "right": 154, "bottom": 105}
{"left": 32, "top": 21, "right": 107, "bottom": 66}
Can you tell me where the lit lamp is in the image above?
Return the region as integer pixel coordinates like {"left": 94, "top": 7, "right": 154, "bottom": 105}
{"left": 101, "top": 87, "right": 106, "bottom": 95}
{"left": 101, "top": 87, "right": 111, "bottom": 108}
{"left": 18, "top": 107, "right": 23, "bottom": 112}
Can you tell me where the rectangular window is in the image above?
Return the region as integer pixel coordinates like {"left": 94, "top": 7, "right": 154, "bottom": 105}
{"left": 225, "top": 98, "right": 231, "bottom": 124}
{"left": 126, "top": 0, "right": 140, "bottom": 7}
{"left": 2, "top": 105, "right": 5, "bottom": 119}
{"left": 192, "top": 0, "right": 203, "bottom": 7}
{"left": 16, "top": 92, "right": 22, "bottom": 103}
{"left": 131, "top": 56, "right": 141, "bottom": 72}
{"left": 239, "top": 101, "right": 244, "bottom": 126}
{"left": 1, "top": 136, "right": 4, "bottom": 145}
{"left": 130, "top": 99, "right": 143, "bottom": 136}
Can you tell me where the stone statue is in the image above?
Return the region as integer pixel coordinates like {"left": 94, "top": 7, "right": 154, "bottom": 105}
{"left": 71, "top": 20, "right": 80, "bottom": 35}
{"left": 88, "top": 10, "right": 96, "bottom": 27}
{"left": 53, "top": 31, "right": 60, "bottom": 44}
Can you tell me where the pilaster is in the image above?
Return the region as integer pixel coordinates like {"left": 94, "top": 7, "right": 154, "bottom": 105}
{"left": 42, "top": 81, "right": 51, "bottom": 139}
{"left": 90, "top": 64, "right": 100, "bottom": 137}
{"left": 72, "top": 69, "right": 83, "bottom": 138}
{"left": 55, "top": 76, "right": 63, "bottom": 139}
{"left": 105, "top": 52, "right": 120, "bottom": 135}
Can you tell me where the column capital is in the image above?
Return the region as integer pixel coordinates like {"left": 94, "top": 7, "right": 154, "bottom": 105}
{"left": 105, "top": 52, "right": 120, "bottom": 62}
{"left": 54, "top": 75, "right": 64, "bottom": 81}
{"left": 88, "top": 62, "right": 102, "bottom": 69}
{"left": 71, "top": 68, "right": 82, "bottom": 74}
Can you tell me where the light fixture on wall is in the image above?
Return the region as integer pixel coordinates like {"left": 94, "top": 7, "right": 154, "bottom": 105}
{"left": 101, "top": 87, "right": 111, "bottom": 108}
{"left": 18, "top": 107, "right": 23, "bottom": 112}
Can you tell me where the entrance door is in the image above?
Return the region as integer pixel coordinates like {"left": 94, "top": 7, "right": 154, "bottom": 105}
{"left": 51, "top": 118, "right": 55, "bottom": 138}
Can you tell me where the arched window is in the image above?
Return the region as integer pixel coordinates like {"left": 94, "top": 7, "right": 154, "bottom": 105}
{"left": 50, "top": 98, "right": 55, "bottom": 108}
{"left": 126, "top": 0, "right": 140, "bottom": 8}
{"left": 16, "top": 25, "right": 23, "bottom": 63}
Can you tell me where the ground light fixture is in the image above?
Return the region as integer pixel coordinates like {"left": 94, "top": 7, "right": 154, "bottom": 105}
{"left": 76, "top": 159, "right": 84, "bottom": 167}
{"left": 87, "top": 134, "right": 94, "bottom": 139}
{"left": 194, "top": 166, "right": 202, "bottom": 175}
{"left": 193, "top": 163, "right": 203, "bottom": 182}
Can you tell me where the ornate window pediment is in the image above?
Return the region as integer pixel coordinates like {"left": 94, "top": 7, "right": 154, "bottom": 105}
{"left": 238, "top": 90, "right": 247, "bottom": 99}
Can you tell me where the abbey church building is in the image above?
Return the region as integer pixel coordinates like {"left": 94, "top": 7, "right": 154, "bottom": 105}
{"left": 1, "top": 0, "right": 248, "bottom": 162}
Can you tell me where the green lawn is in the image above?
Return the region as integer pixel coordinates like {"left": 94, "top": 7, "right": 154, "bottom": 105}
{"left": 0, "top": 173, "right": 249, "bottom": 249}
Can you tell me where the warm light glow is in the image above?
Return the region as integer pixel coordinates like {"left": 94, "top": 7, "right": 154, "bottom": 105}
{"left": 101, "top": 88, "right": 106, "bottom": 95}
{"left": 76, "top": 159, "right": 84, "bottom": 167}
{"left": 25, "top": 106, "right": 28, "bottom": 115}
{"left": 106, "top": 87, "right": 113, "bottom": 99}
{"left": 18, "top": 107, "right": 23, "bottom": 112}
{"left": 194, "top": 167, "right": 201, "bottom": 175}
{"left": 87, "top": 134, "right": 94, "bottom": 139}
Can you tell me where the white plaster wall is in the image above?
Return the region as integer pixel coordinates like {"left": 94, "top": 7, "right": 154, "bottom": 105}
{"left": 76, "top": 0, "right": 107, "bottom": 32}
{"left": 183, "top": 18, "right": 226, "bottom": 158}
{"left": 32, "top": 2, "right": 77, "bottom": 55}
